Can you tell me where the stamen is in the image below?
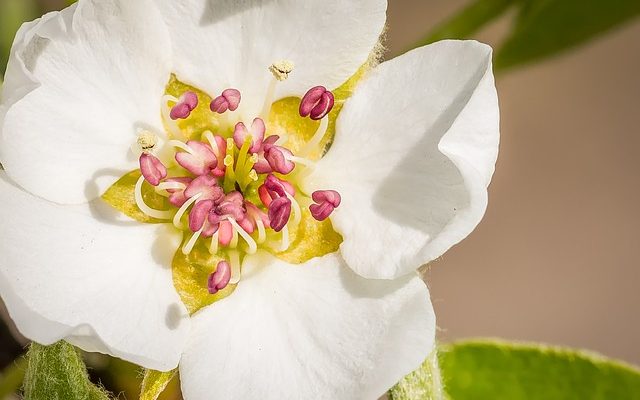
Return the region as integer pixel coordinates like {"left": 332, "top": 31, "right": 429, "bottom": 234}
{"left": 175, "top": 141, "right": 218, "bottom": 176}
{"left": 161, "top": 95, "right": 186, "bottom": 139}
{"left": 269, "top": 60, "right": 295, "bottom": 81}
{"left": 299, "top": 86, "right": 335, "bottom": 120}
{"left": 208, "top": 261, "right": 232, "bottom": 294}
{"left": 169, "top": 140, "right": 196, "bottom": 155}
{"left": 139, "top": 153, "right": 167, "bottom": 186}
{"left": 134, "top": 176, "right": 174, "bottom": 220}
{"left": 170, "top": 91, "right": 199, "bottom": 120}
{"left": 255, "top": 219, "right": 266, "bottom": 244}
{"left": 264, "top": 145, "right": 295, "bottom": 174}
{"left": 230, "top": 225, "right": 239, "bottom": 248}
{"left": 310, "top": 190, "right": 342, "bottom": 221}
{"left": 286, "top": 193, "right": 302, "bottom": 226}
{"left": 268, "top": 196, "right": 292, "bottom": 232}
{"left": 262, "top": 60, "right": 295, "bottom": 118}
{"left": 286, "top": 155, "right": 316, "bottom": 168}
{"left": 135, "top": 131, "right": 159, "bottom": 153}
{"left": 299, "top": 117, "right": 329, "bottom": 157}
{"left": 189, "top": 200, "right": 215, "bottom": 233}
{"left": 279, "top": 225, "right": 290, "bottom": 252}
{"left": 228, "top": 250, "right": 241, "bottom": 284}
{"left": 209, "top": 231, "right": 219, "bottom": 254}
{"left": 156, "top": 182, "right": 187, "bottom": 197}
{"left": 228, "top": 218, "right": 258, "bottom": 254}
{"left": 173, "top": 193, "right": 202, "bottom": 230}
{"left": 233, "top": 118, "right": 266, "bottom": 153}
{"left": 210, "top": 88, "right": 241, "bottom": 114}
{"left": 182, "top": 224, "right": 205, "bottom": 255}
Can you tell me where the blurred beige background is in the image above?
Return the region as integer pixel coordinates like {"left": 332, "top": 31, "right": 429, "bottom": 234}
{"left": 386, "top": 0, "right": 640, "bottom": 364}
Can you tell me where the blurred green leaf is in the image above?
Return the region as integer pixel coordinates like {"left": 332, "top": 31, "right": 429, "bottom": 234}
{"left": 495, "top": 0, "right": 640, "bottom": 70}
{"left": 411, "top": 0, "right": 515, "bottom": 50}
{"left": 24, "top": 341, "right": 112, "bottom": 400}
{"left": 439, "top": 339, "right": 640, "bottom": 400}
{"left": 0, "top": 356, "right": 27, "bottom": 398}
{"left": 0, "top": 0, "right": 38, "bottom": 76}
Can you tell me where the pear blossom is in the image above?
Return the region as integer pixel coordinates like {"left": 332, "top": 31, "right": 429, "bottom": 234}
{"left": 0, "top": 0, "right": 499, "bottom": 399}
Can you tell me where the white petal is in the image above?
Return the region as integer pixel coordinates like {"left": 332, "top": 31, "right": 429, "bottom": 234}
{"left": 0, "top": 0, "right": 172, "bottom": 204}
{"left": 0, "top": 172, "right": 189, "bottom": 371}
{"left": 309, "top": 40, "right": 500, "bottom": 279}
{"left": 180, "top": 252, "right": 434, "bottom": 400}
{"left": 155, "top": 0, "right": 386, "bottom": 118}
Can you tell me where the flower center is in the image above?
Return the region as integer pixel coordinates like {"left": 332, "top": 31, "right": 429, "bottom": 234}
{"left": 131, "top": 62, "right": 341, "bottom": 296}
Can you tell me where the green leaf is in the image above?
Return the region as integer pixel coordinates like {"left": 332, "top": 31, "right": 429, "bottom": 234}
{"left": 140, "top": 369, "right": 176, "bottom": 400}
{"left": 439, "top": 339, "right": 640, "bottom": 400}
{"left": 411, "top": 0, "right": 514, "bottom": 50}
{"left": 495, "top": 0, "right": 640, "bottom": 70}
{"left": 24, "top": 341, "right": 112, "bottom": 400}
{"left": 389, "top": 349, "right": 444, "bottom": 400}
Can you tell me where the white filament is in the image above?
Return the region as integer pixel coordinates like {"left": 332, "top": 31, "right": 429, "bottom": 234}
{"left": 168, "top": 140, "right": 195, "bottom": 155}
{"left": 279, "top": 225, "right": 290, "bottom": 252}
{"left": 228, "top": 218, "right": 258, "bottom": 254}
{"left": 209, "top": 231, "right": 219, "bottom": 254}
{"left": 230, "top": 225, "right": 239, "bottom": 248}
{"left": 134, "top": 176, "right": 174, "bottom": 220}
{"left": 299, "top": 117, "right": 329, "bottom": 156}
{"left": 287, "top": 155, "right": 317, "bottom": 168}
{"left": 203, "top": 130, "right": 219, "bottom": 154}
{"left": 173, "top": 193, "right": 202, "bottom": 230}
{"left": 161, "top": 95, "right": 185, "bottom": 140}
{"left": 255, "top": 219, "right": 266, "bottom": 244}
{"left": 157, "top": 181, "right": 186, "bottom": 191}
{"left": 182, "top": 225, "right": 204, "bottom": 255}
{"left": 260, "top": 77, "right": 279, "bottom": 120}
{"left": 229, "top": 250, "right": 241, "bottom": 284}
{"left": 155, "top": 181, "right": 186, "bottom": 197}
{"left": 286, "top": 193, "right": 302, "bottom": 226}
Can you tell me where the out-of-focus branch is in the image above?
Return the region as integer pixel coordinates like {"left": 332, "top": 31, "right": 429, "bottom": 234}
{"left": 0, "top": 356, "right": 27, "bottom": 399}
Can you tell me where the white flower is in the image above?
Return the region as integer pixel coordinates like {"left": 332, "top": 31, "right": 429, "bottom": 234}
{"left": 0, "top": 0, "right": 499, "bottom": 399}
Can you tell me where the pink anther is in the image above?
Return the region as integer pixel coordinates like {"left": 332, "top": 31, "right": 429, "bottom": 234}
{"left": 183, "top": 174, "right": 224, "bottom": 203}
{"left": 238, "top": 218, "right": 255, "bottom": 234}
{"left": 233, "top": 118, "right": 266, "bottom": 153}
{"left": 170, "top": 91, "right": 199, "bottom": 120}
{"left": 215, "top": 191, "right": 246, "bottom": 222}
{"left": 175, "top": 141, "right": 218, "bottom": 176}
{"left": 268, "top": 196, "right": 292, "bottom": 232}
{"left": 217, "top": 220, "right": 234, "bottom": 246}
{"left": 264, "top": 144, "right": 295, "bottom": 174}
{"left": 299, "top": 86, "right": 335, "bottom": 120}
{"left": 246, "top": 201, "right": 271, "bottom": 229}
{"left": 139, "top": 153, "right": 167, "bottom": 186}
{"left": 259, "top": 175, "right": 295, "bottom": 207}
{"left": 164, "top": 177, "right": 192, "bottom": 207}
{"left": 208, "top": 261, "right": 231, "bottom": 294}
{"left": 208, "top": 134, "right": 228, "bottom": 177}
{"left": 310, "top": 190, "right": 341, "bottom": 221}
{"left": 252, "top": 135, "right": 281, "bottom": 174}
{"left": 210, "top": 88, "right": 241, "bottom": 114}
{"left": 189, "top": 199, "right": 215, "bottom": 233}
